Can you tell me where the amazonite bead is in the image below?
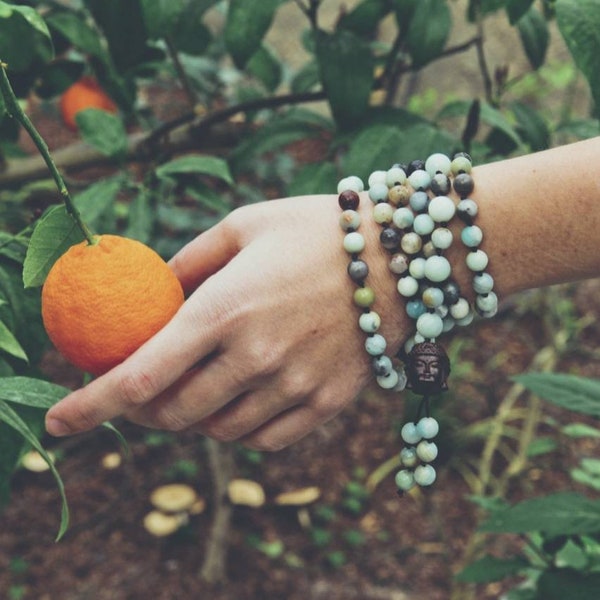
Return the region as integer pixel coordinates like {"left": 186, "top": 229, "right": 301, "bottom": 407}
{"left": 417, "top": 417, "right": 439, "bottom": 439}
{"left": 422, "top": 286, "right": 445, "bottom": 308}
{"left": 377, "top": 368, "right": 399, "bottom": 389}
{"left": 473, "top": 272, "right": 494, "bottom": 294}
{"left": 401, "top": 422, "right": 421, "bottom": 445}
{"left": 435, "top": 304, "right": 448, "bottom": 319}
{"left": 408, "top": 169, "right": 431, "bottom": 191}
{"left": 431, "top": 227, "right": 453, "bottom": 250}
{"left": 451, "top": 154, "right": 472, "bottom": 175}
{"left": 417, "top": 440, "right": 438, "bottom": 463}
{"left": 401, "top": 232, "right": 422, "bottom": 255}
{"left": 431, "top": 173, "right": 451, "bottom": 195}
{"left": 386, "top": 166, "right": 407, "bottom": 187}
{"left": 343, "top": 231, "right": 365, "bottom": 254}
{"left": 461, "top": 225, "right": 483, "bottom": 248}
{"left": 414, "top": 464, "right": 436, "bottom": 486}
{"left": 466, "top": 249, "right": 489, "bottom": 272}
{"left": 455, "top": 310, "right": 474, "bottom": 327}
{"left": 423, "top": 241, "right": 437, "bottom": 258}
{"left": 409, "top": 191, "right": 429, "bottom": 212}
{"left": 368, "top": 170, "right": 387, "bottom": 186}
{"left": 428, "top": 195, "right": 456, "bottom": 223}
{"left": 416, "top": 312, "right": 444, "bottom": 338}
{"left": 354, "top": 286, "right": 375, "bottom": 308}
{"left": 348, "top": 260, "right": 369, "bottom": 282}
{"left": 394, "top": 368, "right": 408, "bottom": 391}
{"left": 476, "top": 291, "right": 498, "bottom": 314}
{"left": 400, "top": 447, "right": 418, "bottom": 468}
{"left": 409, "top": 257, "right": 427, "bottom": 279}
{"left": 389, "top": 253, "right": 409, "bottom": 275}
{"left": 425, "top": 153, "right": 452, "bottom": 176}
{"left": 365, "top": 333, "right": 387, "bottom": 356}
{"left": 413, "top": 214, "right": 435, "bottom": 236}
{"left": 388, "top": 184, "right": 411, "bottom": 206}
{"left": 442, "top": 316, "right": 455, "bottom": 332}
{"left": 372, "top": 355, "right": 393, "bottom": 376}
{"left": 406, "top": 299, "right": 426, "bottom": 319}
{"left": 337, "top": 176, "right": 364, "bottom": 194}
{"left": 369, "top": 182, "right": 389, "bottom": 203}
{"left": 397, "top": 276, "right": 419, "bottom": 297}
{"left": 339, "top": 209, "right": 361, "bottom": 232}
{"left": 457, "top": 199, "right": 478, "bottom": 221}
{"left": 395, "top": 469, "right": 415, "bottom": 492}
{"left": 424, "top": 255, "right": 451, "bottom": 282}
{"left": 373, "top": 202, "right": 393, "bottom": 224}
{"left": 393, "top": 207, "right": 414, "bottom": 229}
{"left": 449, "top": 297, "right": 470, "bottom": 320}
{"left": 359, "top": 311, "right": 381, "bottom": 333}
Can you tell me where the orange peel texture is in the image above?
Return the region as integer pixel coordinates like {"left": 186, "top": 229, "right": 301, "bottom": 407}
{"left": 41, "top": 235, "right": 185, "bottom": 376}
{"left": 60, "top": 77, "right": 118, "bottom": 130}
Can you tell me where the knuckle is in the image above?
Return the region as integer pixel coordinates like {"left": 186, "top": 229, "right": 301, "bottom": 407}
{"left": 277, "top": 371, "right": 314, "bottom": 403}
{"left": 201, "top": 420, "right": 240, "bottom": 443}
{"left": 244, "top": 339, "right": 282, "bottom": 380}
{"left": 116, "top": 370, "right": 160, "bottom": 409}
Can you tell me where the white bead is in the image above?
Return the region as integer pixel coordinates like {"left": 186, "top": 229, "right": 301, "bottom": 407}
{"left": 425, "top": 153, "right": 452, "bottom": 177}
{"left": 416, "top": 440, "right": 438, "bottom": 463}
{"left": 395, "top": 469, "right": 415, "bottom": 491}
{"left": 455, "top": 310, "right": 475, "bottom": 327}
{"left": 397, "top": 276, "right": 419, "bottom": 297}
{"left": 409, "top": 257, "right": 427, "bottom": 279}
{"left": 466, "top": 249, "right": 489, "bottom": 272}
{"left": 339, "top": 209, "right": 361, "bottom": 232}
{"left": 401, "top": 232, "right": 422, "bottom": 255}
{"left": 386, "top": 166, "right": 407, "bottom": 187}
{"left": 431, "top": 227, "right": 453, "bottom": 250}
{"left": 337, "top": 176, "right": 364, "bottom": 194}
{"left": 442, "top": 316, "right": 455, "bottom": 332}
{"left": 428, "top": 195, "right": 456, "bottom": 223}
{"left": 449, "top": 297, "right": 470, "bottom": 320}
{"left": 408, "top": 169, "right": 431, "bottom": 191}
{"left": 359, "top": 311, "right": 381, "bottom": 333}
{"left": 424, "top": 255, "right": 451, "bottom": 282}
{"left": 365, "top": 334, "right": 387, "bottom": 356}
{"left": 476, "top": 291, "right": 498, "bottom": 313}
{"left": 473, "top": 272, "right": 494, "bottom": 294}
{"left": 435, "top": 304, "right": 448, "bottom": 318}
{"left": 377, "top": 368, "right": 399, "bottom": 389}
{"left": 368, "top": 170, "right": 387, "bottom": 187}
{"left": 373, "top": 202, "right": 393, "bottom": 224}
{"left": 401, "top": 422, "right": 421, "bottom": 445}
{"left": 417, "top": 417, "right": 439, "bottom": 438}
{"left": 343, "top": 231, "right": 365, "bottom": 253}
{"left": 416, "top": 312, "right": 444, "bottom": 338}
{"left": 393, "top": 207, "right": 414, "bottom": 229}
{"left": 413, "top": 214, "right": 435, "bottom": 236}
{"left": 368, "top": 182, "right": 389, "bottom": 203}
{"left": 400, "top": 447, "right": 418, "bottom": 468}
{"left": 414, "top": 464, "right": 437, "bottom": 486}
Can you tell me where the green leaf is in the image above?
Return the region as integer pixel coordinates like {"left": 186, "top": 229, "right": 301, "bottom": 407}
{"left": 526, "top": 436, "right": 558, "bottom": 457}
{"left": 0, "top": 320, "right": 28, "bottom": 362}
{"left": 76, "top": 109, "right": 128, "bottom": 159}
{"left": 46, "top": 10, "right": 106, "bottom": 59}
{"left": 518, "top": 7, "right": 549, "bottom": 70}
{"left": 224, "top": 0, "right": 282, "bottom": 68}
{"left": 74, "top": 176, "right": 123, "bottom": 230}
{"left": 125, "top": 188, "right": 154, "bottom": 244}
{"left": 556, "top": 0, "right": 600, "bottom": 116}
{"left": 22, "top": 206, "right": 85, "bottom": 288}
{"left": 291, "top": 60, "right": 320, "bottom": 94}
{"left": 140, "top": 0, "right": 188, "bottom": 39}
{"left": 156, "top": 155, "right": 234, "bottom": 185}
{"left": 481, "top": 102, "right": 523, "bottom": 147}
{"left": 562, "top": 423, "right": 600, "bottom": 439}
{"left": 288, "top": 162, "right": 338, "bottom": 197}
{"left": 479, "top": 492, "right": 600, "bottom": 536}
{"left": 0, "top": 398, "right": 69, "bottom": 540}
{"left": 455, "top": 554, "right": 530, "bottom": 583}
{"left": 406, "top": 0, "right": 452, "bottom": 68}
{"left": 247, "top": 45, "right": 283, "bottom": 92}
{"left": 0, "top": 376, "right": 69, "bottom": 409}
{"left": 339, "top": 0, "right": 392, "bottom": 37}
{"left": 510, "top": 101, "right": 550, "bottom": 151}
{"left": 316, "top": 28, "right": 375, "bottom": 129}
{"left": 514, "top": 373, "right": 600, "bottom": 418}
{"left": 537, "top": 569, "right": 600, "bottom": 600}
{"left": 506, "top": 0, "right": 535, "bottom": 24}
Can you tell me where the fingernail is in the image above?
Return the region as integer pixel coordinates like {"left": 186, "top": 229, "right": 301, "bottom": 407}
{"left": 46, "top": 417, "right": 72, "bottom": 437}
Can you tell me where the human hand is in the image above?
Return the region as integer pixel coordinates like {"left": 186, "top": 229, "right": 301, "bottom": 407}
{"left": 45, "top": 194, "right": 409, "bottom": 450}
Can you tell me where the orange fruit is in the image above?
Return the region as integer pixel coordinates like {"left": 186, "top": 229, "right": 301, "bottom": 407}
{"left": 41, "top": 235, "right": 185, "bottom": 375}
{"left": 59, "top": 77, "right": 118, "bottom": 131}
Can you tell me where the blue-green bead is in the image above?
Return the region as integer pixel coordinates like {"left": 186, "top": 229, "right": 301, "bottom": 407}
{"left": 422, "top": 286, "right": 445, "bottom": 309}
{"left": 461, "top": 225, "right": 483, "bottom": 248}
{"left": 413, "top": 213, "right": 435, "bottom": 236}
{"left": 393, "top": 207, "right": 414, "bottom": 229}
{"left": 400, "top": 447, "right": 418, "bottom": 468}
{"left": 416, "top": 312, "right": 444, "bottom": 338}
{"left": 409, "top": 257, "right": 427, "bottom": 279}
{"left": 395, "top": 469, "right": 415, "bottom": 492}
{"left": 466, "top": 249, "right": 489, "bottom": 271}
{"left": 449, "top": 297, "right": 470, "bottom": 320}
{"left": 397, "top": 275, "right": 419, "bottom": 297}
{"left": 476, "top": 292, "right": 498, "bottom": 315}
{"left": 359, "top": 311, "right": 381, "bottom": 333}
{"left": 416, "top": 440, "right": 438, "bottom": 463}
{"left": 431, "top": 227, "right": 453, "bottom": 250}
{"left": 394, "top": 368, "right": 408, "bottom": 391}
{"left": 377, "top": 368, "right": 400, "bottom": 389}
{"left": 417, "top": 417, "right": 439, "bottom": 439}
{"left": 408, "top": 169, "right": 431, "bottom": 191}
{"left": 425, "top": 153, "right": 452, "bottom": 176}
{"left": 428, "top": 195, "right": 456, "bottom": 223}
{"left": 369, "top": 182, "right": 389, "bottom": 203}
{"left": 409, "top": 191, "right": 429, "bottom": 213}
{"left": 339, "top": 209, "right": 361, "bottom": 232}
{"left": 365, "top": 333, "right": 387, "bottom": 356}
{"left": 424, "top": 255, "right": 451, "bottom": 283}
{"left": 414, "top": 464, "right": 437, "bottom": 487}
{"left": 473, "top": 272, "right": 494, "bottom": 294}
{"left": 406, "top": 299, "right": 427, "bottom": 319}
{"left": 344, "top": 231, "right": 365, "bottom": 253}
{"left": 368, "top": 170, "right": 387, "bottom": 186}
{"left": 401, "top": 422, "right": 421, "bottom": 445}
{"left": 386, "top": 166, "right": 407, "bottom": 187}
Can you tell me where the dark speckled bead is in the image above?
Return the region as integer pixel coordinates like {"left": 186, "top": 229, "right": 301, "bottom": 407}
{"left": 380, "top": 227, "right": 400, "bottom": 251}
{"left": 430, "top": 173, "right": 451, "bottom": 195}
{"left": 407, "top": 159, "right": 426, "bottom": 175}
{"left": 453, "top": 173, "right": 474, "bottom": 198}
{"left": 442, "top": 280, "right": 461, "bottom": 306}
{"left": 338, "top": 190, "right": 360, "bottom": 211}
{"left": 347, "top": 259, "right": 369, "bottom": 283}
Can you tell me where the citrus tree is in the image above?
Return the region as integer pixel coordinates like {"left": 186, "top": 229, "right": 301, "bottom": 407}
{"left": 0, "top": 2, "right": 599, "bottom": 587}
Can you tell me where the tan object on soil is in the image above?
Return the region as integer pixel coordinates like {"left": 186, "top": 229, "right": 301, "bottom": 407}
{"left": 143, "top": 511, "right": 187, "bottom": 537}
{"left": 150, "top": 483, "right": 198, "bottom": 513}
{"left": 274, "top": 486, "right": 321, "bottom": 506}
{"left": 227, "top": 479, "right": 266, "bottom": 507}
{"left": 21, "top": 450, "right": 54, "bottom": 472}
{"left": 101, "top": 452, "right": 122, "bottom": 470}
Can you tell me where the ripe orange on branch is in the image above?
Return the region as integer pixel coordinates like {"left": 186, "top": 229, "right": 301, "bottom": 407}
{"left": 59, "top": 76, "right": 118, "bottom": 130}
{"left": 41, "top": 235, "right": 185, "bottom": 376}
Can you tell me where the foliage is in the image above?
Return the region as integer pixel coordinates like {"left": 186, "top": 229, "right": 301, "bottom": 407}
{"left": 0, "top": 0, "right": 598, "bottom": 561}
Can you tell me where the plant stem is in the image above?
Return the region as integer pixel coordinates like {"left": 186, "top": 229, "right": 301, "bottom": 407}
{"left": 0, "top": 61, "right": 95, "bottom": 245}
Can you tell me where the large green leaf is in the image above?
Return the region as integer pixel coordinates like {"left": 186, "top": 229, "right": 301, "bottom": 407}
{"left": 316, "top": 29, "right": 375, "bottom": 129}
{"left": 0, "top": 376, "right": 69, "bottom": 409}
{"left": 224, "top": 0, "right": 281, "bottom": 68}
{"left": 514, "top": 373, "right": 600, "bottom": 418}
{"left": 0, "top": 320, "right": 27, "bottom": 362}
{"left": 74, "top": 176, "right": 123, "bottom": 231}
{"left": 156, "top": 155, "right": 234, "bottom": 185}
{"left": 406, "top": 0, "right": 451, "bottom": 68}
{"left": 556, "top": 0, "right": 600, "bottom": 116}
{"left": 537, "top": 569, "right": 600, "bottom": 600}
{"left": 76, "top": 109, "right": 128, "bottom": 159}
{"left": 479, "top": 492, "right": 600, "bottom": 536}
{"left": 339, "top": 0, "right": 392, "bottom": 37}
{"left": 456, "top": 554, "right": 530, "bottom": 583}
{"left": 22, "top": 206, "right": 84, "bottom": 288}
{"left": 517, "top": 7, "right": 549, "bottom": 70}
{"left": 287, "top": 162, "right": 338, "bottom": 197}
{"left": 506, "top": 0, "right": 535, "bottom": 24}
{"left": 140, "top": 0, "right": 188, "bottom": 39}
{"left": 46, "top": 10, "right": 106, "bottom": 59}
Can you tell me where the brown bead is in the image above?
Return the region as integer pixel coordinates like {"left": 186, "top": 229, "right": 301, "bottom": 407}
{"left": 338, "top": 190, "right": 360, "bottom": 211}
{"left": 388, "top": 184, "right": 411, "bottom": 206}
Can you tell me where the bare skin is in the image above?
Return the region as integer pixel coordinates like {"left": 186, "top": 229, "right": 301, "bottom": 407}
{"left": 45, "top": 137, "right": 600, "bottom": 450}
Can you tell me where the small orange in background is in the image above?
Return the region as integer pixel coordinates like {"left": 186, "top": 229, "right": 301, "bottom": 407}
{"left": 59, "top": 76, "right": 118, "bottom": 130}
{"left": 41, "top": 235, "right": 185, "bottom": 376}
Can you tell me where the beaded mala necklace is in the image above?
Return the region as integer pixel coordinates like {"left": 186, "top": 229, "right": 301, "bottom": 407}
{"left": 337, "top": 152, "right": 496, "bottom": 495}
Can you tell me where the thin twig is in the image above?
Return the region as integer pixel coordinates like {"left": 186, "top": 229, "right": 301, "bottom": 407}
{"left": 165, "top": 36, "right": 199, "bottom": 109}
{"left": 473, "top": 2, "right": 494, "bottom": 103}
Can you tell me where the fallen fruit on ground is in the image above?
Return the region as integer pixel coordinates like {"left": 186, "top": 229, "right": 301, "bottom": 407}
{"left": 41, "top": 235, "right": 184, "bottom": 376}
{"left": 60, "top": 76, "right": 118, "bottom": 130}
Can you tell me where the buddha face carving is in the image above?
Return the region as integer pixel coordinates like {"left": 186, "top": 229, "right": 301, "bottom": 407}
{"left": 406, "top": 341, "right": 450, "bottom": 396}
